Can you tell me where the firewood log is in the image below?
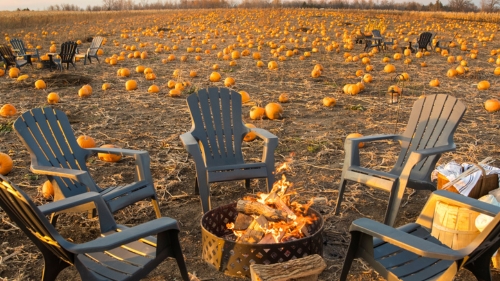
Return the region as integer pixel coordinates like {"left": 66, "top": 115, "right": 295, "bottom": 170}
{"left": 250, "top": 254, "right": 326, "bottom": 281}
{"left": 236, "top": 200, "right": 287, "bottom": 222}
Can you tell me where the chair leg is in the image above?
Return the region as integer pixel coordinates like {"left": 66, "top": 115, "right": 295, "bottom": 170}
{"left": 339, "top": 231, "right": 361, "bottom": 281}
{"left": 384, "top": 180, "right": 403, "bottom": 227}
{"left": 49, "top": 213, "right": 59, "bottom": 226}
{"left": 265, "top": 173, "right": 274, "bottom": 193}
{"left": 194, "top": 177, "right": 199, "bottom": 195}
{"left": 151, "top": 198, "right": 161, "bottom": 218}
{"left": 170, "top": 232, "right": 190, "bottom": 281}
{"left": 334, "top": 177, "right": 348, "bottom": 215}
{"left": 465, "top": 254, "right": 493, "bottom": 281}
{"left": 197, "top": 173, "right": 211, "bottom": 213}
{"left": 245, "top": 179, "right": 250, "bottom": 189}
{"left": 41, "top": 250, "right": 70, "bottom": 281}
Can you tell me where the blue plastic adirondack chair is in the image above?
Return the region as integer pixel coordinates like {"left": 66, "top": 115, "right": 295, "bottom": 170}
{"left": 341, "top": 190, "right": 500, "bottom": 281}
{"left": 13, "top": 107, "right": 161, "bottom": 221}
{"left": 180, "top": 87, "right": 278, "bottom": 213}
{"left": 335, "top": 94, "right": 466, "bottom": 226}
{"left": 0, "top": 175, "right": 189, "bottom": 281}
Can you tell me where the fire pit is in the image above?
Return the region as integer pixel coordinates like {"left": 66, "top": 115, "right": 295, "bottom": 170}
{"left": 201, "top": 202, "right": 324, "bottom": 278}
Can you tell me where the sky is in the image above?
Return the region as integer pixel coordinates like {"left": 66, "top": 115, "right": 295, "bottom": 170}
{"left": 0, "top": 0, "right": 103, "bottom": 11}
{"left": 0, "top": 0, "right": 468, "bottom": 11}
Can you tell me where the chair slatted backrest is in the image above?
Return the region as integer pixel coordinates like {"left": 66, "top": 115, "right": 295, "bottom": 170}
{"left": 0, "top": 44, "right": 17, "bottom": 68}
{"left": 0, "top": 176, "right": 73, "bottom": 264}
{"left": 10, "top": 39, "right": 27, "bottom": 57}
{"left": 391, "top": 94, "right": 466, "bottom": 181}
{"left": 14, "top": 108, "right": 94, "bottom": 199}
{"left": 371, "top": 30, "right": 382, "bottom": 38}
{"left": 186, "top": 87, "right": 249, "bottom": 167}
{"left": 417, "top": 32, "right": 433, "bottom": 49}
{"left": 88, "top": 36, "right": 104, "bottom": 56}
{"left": 59, "top": 41, "right": 77, "bottom": 63}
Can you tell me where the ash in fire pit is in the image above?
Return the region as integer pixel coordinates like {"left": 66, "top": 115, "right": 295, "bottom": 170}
{"left": 201, "top": 173, "right": 324, "bottom": 278}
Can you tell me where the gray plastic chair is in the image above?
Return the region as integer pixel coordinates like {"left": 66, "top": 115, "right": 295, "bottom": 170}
{"left": 0, "top": 44, "right": 32, "bottom": 70}
{"left": 53, "top": 41, "right": 77, "bottom": 70}
{"left": 414, "top": 32, "right": 434, "bottom": 52}
{"left": 0, "top": 175, "right": 189, "bottom": 281}
{"left": 75, "top": 36, "right": 104, "bottom": 65}
{"left": 180, "top": 87, "right": 278, "bottom": 213}
{"left": 340, "top": 190, "right": 500, "bottom": 281}
{"left": 10, "top": 38, "right": 40, "bottom": 60}
{"left": 13, "top": 107, "right": 161, "bottom": 220}
{"left": 335, "top": 94, "right": 466, "bottom": 226}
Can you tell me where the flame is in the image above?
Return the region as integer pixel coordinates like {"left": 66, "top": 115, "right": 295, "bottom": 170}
{"left": 275, "top": 162, "right": 289, "bottom": 173}
{"left": 227, "top": 162, "right": 318, "bottom": 243}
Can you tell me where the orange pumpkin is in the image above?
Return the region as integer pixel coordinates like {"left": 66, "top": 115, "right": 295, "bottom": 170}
{"left": 346, "top": 133, "right": 365, "bottom": 148}
{"left": 323, "top": 97, "right": 336, "bottom": 107}
{"left": 42, "top": 180, "right": 54, "bottom": 199}
{"left": 279, "top": 93, "right": 290, "bottom": 103}
{"left": 98, "top": 144, "right": 122, "bottom": 162}
{"left": 0, "top": 152, "right": 13, "bottom": 175}
{"left": 265, "top": 103, "right": 283, "bottom": 120}
{"left": 477, "top": 81, "right": 490, "bottom": 90}
{"left": 77, "top": 135, "right": 96, "bottom": 148}
{"left": 239, "top": 91, "right": 251, "bottom": 103}
{"left": 35, "top": 80, "right": 46, "bottom": 89}
{"left": 47, "top": 92, "right": 60, "bottom": 104}
{"left": 125, "top": 80, "right": 137, "bottom": 90}
{"left": 484, "top": 99, "right": 500, "bottom": 112}
{"left": 243, "top": 124, "right": 257, "bottom": 142}
{"left": 210, "top": 72, "right": 221, "bottom": 82}
{"left": 249, "top": 106, "right": 266, "bottom": 120}
{"left": 0, "top": 104, "right": 17, "bottom": 117}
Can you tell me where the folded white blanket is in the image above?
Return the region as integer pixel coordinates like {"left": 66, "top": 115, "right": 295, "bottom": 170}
{"left": 433, "top": 161, "right": 500, "bottom": 197}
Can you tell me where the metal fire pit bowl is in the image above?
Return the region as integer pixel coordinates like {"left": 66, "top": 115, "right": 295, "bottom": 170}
{"left": 201, "top": 202, "right": 324, "bottom": 278}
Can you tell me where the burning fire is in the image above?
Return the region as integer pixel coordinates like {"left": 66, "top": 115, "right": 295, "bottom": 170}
{"left": 226, "top": 162, "right": 317, "bottom": 244}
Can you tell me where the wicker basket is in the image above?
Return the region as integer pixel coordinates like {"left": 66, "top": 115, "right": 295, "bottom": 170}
{"left": 431, "top": 201, "right": 480, "bottom": 250}
{"left": 437, "top": 163, "right": 498, "bottom": 199}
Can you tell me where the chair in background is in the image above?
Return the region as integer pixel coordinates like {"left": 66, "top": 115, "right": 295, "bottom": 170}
{"left": 414, "top": 32, "right": 434, "bottom": 52}
{"left": 10, "top": 38, "right": 40, "bottom": 61}
{"left": 335, "top": 94, "right": 466, "bottom": 226}
{"left": 364, "top": 30, "right": 383, "bottom": 52}
{"left": 0, "top": 175, "right": 189, "bottom": 281}
{"left": 75, "top": 36, "right": 104, "bottom": 65}
{"left": 180, "top": 87, "right": 278, "bottom": 213}
{"left": 0, "top": 44, "right": 32, "bottom": 70}
{"left": 53, "top": 41, "right": 77, "bottom": 70}
{"left": 13, "top": 107, "right": 161, "bottom": 221}
{"left": 340, "top": 190, "right": 500, "bottom": 281}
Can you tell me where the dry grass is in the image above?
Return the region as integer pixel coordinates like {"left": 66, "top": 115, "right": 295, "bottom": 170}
{"left": 0, "top": 8, "right": 499, "bottom": 281}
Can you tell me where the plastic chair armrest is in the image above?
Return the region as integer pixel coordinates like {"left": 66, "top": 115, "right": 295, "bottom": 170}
{"left": 252, "top": 128, "right": 278, "bottom": 163}
{"left": 86, "top": 148, "right": 152, "bottom": 182}
{"left": 345, "top": 134, "right": 399, "bottom": 167}
{"left": 65, "top": 218, "right": 180, "bottom": 254}
{"left": 37, "top": 192, "right": 116, "bottom": 233}
{"left": 350, "top": 218, "right": 463, "bottom": 260}
{"left": 180, "top": 132, "right": 206, "bottom": 169}
{"left": 30, "top": 164, "right": 99, "bottom": 192}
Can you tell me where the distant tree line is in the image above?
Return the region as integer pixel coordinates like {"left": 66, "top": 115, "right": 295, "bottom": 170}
{"left": 41, "top": 0, "right": 500, "bottom": 12}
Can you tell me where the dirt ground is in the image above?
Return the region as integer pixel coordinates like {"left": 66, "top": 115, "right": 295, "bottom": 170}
{"left": 0, "top": 9, "right": 500, "bottom": 281}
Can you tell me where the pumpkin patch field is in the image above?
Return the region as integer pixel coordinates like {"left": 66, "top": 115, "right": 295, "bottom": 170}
{"left": 0, "top": 9, "right": 500, "bottom": 280}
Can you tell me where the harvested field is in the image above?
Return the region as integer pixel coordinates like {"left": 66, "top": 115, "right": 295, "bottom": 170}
{"left": 0, "top": 8, "right": 499, "bottom": 281}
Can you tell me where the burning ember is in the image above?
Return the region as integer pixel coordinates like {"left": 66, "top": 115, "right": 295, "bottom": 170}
{"left": 225, "top": 163, "right": 318, "bottom": 244}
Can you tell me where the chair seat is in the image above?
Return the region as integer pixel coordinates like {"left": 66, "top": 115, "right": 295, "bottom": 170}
{"left": 208, "top": 162, "right": 269, "bottom": 183}
{"left": 99, "top": 180, "right": 156, "bottom": 213}
{"left": 76, "top": 230, "right": 159, "bottom": 280}
{"left": 373, "top": 223, "right": 453, "bottom": 280}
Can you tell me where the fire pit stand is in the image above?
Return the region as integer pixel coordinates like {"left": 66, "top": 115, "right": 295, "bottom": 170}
{"left": 201, "top": 202, "right": 324, "bottom": 278}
